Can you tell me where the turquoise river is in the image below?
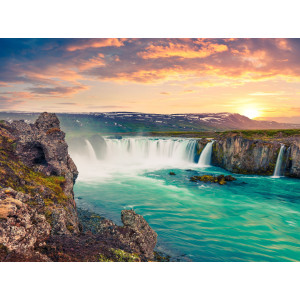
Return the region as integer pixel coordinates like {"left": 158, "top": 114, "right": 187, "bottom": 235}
{"left": 71, "top": 137, "right": 300, "bottom": 262}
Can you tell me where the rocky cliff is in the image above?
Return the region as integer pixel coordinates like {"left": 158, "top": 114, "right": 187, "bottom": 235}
{"left": 0, "top": 113, "right": 157, "bottom": 261}
{"left": 203, "top": 133, "right": 300, "bottom": 177}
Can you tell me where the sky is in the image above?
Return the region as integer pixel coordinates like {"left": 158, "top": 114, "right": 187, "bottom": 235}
{"left": 1, "top": 38, "right": 300, "bottom": 122}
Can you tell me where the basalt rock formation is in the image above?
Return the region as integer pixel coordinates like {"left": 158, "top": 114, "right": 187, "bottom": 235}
{"left": 285, "top": 137, "right": 300, "bottom": 178}
{"left": 0, "top": 113, "right": 157, "bottom": 261}
{"left": 210, "top": 133, "right": 300, "bottom": 178}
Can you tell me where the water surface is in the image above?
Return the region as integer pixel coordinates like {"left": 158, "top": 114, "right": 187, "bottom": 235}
{"left": 72, "top": 137, "right": 300, "bottom": 261}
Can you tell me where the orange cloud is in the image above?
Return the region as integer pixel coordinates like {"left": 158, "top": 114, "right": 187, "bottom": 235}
{"left": 66, "top": 39, "right": 125, "bottom": 51}
{"left": 138, "top": 41, "right": 228, "bottom": 59}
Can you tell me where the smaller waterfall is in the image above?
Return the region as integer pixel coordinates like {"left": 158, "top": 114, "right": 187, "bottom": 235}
{"left": 85, "top": 139, "right": 98, "bottom": 161}
{"left": 272, "top": 144, "right": 285, "bottom": 178}
{"left": 198, "top": 141, "right": 214, "bottom": 167}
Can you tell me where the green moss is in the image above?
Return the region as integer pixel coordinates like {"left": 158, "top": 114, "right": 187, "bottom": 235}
{"left": 98, "top": 248, "right": 140, "bottom": 262}
{"left": 98, "top": 254, "right": 112, "bottom": 262}
{"left": 66, "top": 224, "right": 74, "bottom": 232}
{"left": 44, "top": 208, "right": 53, "bottom": 225}
{"left": 0, "top": 133, "right": 69, "bottom": 213}
{"left": 154, "top": 251, "right": 171, "bottom": 262}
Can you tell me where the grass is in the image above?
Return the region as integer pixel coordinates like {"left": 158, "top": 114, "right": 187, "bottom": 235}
{"left": 221, "top": 129, "right": 300, "bottom": 140}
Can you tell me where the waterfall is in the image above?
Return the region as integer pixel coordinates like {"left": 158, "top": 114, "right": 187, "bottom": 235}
{"left": 103, "top": 137, "right": 197, "bottom": 164}
{"left": 85, "top": 139, "right": 97, "bottom": 161}
{"left": 272, "top": 144, "right": 285, "bottom": 178}
{"left": 198, "top": 141, "right": 214, "bottom": 167}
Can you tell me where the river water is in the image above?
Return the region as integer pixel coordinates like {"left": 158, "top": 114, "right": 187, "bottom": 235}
{"left": 71, "top": 137, "right": 300, "bottom": 261}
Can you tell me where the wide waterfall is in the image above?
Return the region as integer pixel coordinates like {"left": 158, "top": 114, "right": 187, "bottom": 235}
{"left": 272, "top": 144, "right": 285, "bottom": 178}
{"left": 104, "top": 137, "right": 198, "bottom": 164}
{"left": 198, "top": 141, "right": 214, "bottom": 167}
{"left": 70, "top": 137, "right": 199, "bottom": 178}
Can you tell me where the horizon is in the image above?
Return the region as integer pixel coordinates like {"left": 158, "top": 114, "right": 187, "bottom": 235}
{"left": 1, "top": 38, "right": 300, "bottom": 123}
{"left": 1, "top": 109, "right": 300, "bottom": 125}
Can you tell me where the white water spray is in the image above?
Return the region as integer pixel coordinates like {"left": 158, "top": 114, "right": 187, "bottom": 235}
{"left": 272, "top": 144, "right": 285, "bottom": 178}
{"left": 198, "top": 141, "right": 214, "bottom": 167}
{"left": 85, "top": 139, "right": 97, "bottom": 161}
{"left": 71, "top": 137, "right": 199, "bottom": 179}
{"left": 104, "top": 137, "right": 197, "bottom": 164}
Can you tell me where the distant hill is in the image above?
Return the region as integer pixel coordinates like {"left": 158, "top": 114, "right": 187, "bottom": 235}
{"left": 0, "top": 112, "right": 299, "bottom": 135}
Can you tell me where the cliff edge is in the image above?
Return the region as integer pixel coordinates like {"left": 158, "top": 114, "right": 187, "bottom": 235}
{"left": 0, "top": 113, "right": 157, "bottom": 262}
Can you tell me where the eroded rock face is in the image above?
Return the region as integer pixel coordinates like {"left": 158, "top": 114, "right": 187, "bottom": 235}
{"left": 0, "top": 113, "right": 158, "bottom": 261}
{"left": 6, "top": 113, "right": 80, "bottom": 234}
{"left": 0, "top": 188, "right": 51, "bottom": 261}
{"left": 98, "top": 210, "right": 157, "bottom": 260}
{"left": 211, "top": 134, "right": 300, "bottom": 178}
{"left": 286, "top": 137, "right": 300, "bottom": 178}
{"left": 212, "top": 136, "right": 281, "bottom": 175}
{"left": 11, "top": 113, "right": 78, "bottom": 199}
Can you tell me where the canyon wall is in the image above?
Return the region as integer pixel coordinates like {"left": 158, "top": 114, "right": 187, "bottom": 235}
{"left": 201, "top": 133, "right": 300, "bottom": 178}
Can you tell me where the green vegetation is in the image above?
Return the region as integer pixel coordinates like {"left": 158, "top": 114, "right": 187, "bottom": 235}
{"left": 154, "top": 251, "right": 171, "bottom": 262}
{"left": 221, "top": 129, "right": 300, "bottom": 140}
{"left": 98, "top": 248, "right": 140, "bottom": 262}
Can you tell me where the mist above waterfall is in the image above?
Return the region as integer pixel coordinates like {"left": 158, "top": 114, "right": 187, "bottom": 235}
{"left": 70, "top": 136, "right": 201, "bottom": 180}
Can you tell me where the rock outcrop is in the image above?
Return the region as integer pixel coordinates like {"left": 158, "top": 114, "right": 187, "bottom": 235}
{"left": 0, "top": 188, "right": 51, "bottom": 261}
{"left": 11, "top": 112, "right": 78, "bottom": 200}
{"left": 285, "top": 137, "right": 300, "bottom": 178}
{"left": 40, "top": 210, "right": 158, "bottom": 262}
{"left": 210, "top": 133, "right": 300, "bottom": 178}
{"left": 0, "top": 112, "right": 158, "bottom": 261}
{"left": 97, "top": 210, "right": 157, "bottom": 261}
{"left": 1, "top": 112, "right": 80, "bottom": 235}
{"left": 212, "top": 135, "right": 281, "bottom": 175}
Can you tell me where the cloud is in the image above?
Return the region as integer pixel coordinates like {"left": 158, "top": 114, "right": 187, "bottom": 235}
{"left": 66, "top": 38, "right": 125, "bottom": 51}
{"left": 249, "top": 92, "right": 284, "bottom": 96}
{"left": 27, "top": 85, "right": 88, "bottom": 96}
{"left": 160, "top": 92, "right": 170, "bottom": 95}
{"left": 57, "top": 102, "right": 79, "bottom": 105}
{"left": 86, "top": 105, "right": 129, "bottom": 109}
{"left": 138, "top": 39, "right": 228, "bottom": 59}
{"left": 2, "top": 38, "right": 300, "bottom": 106}
{"left": 183, "top": 89, "right": 195, "bottom": 93}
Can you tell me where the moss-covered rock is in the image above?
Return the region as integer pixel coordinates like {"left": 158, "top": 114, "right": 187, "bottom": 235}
{"left": 189, "top": 174, "right": 236, "bottom": 185}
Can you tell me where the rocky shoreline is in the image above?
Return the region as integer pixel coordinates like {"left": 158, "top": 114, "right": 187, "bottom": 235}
{"left": 0, "top": 113, "right": 158, "bottom": 262}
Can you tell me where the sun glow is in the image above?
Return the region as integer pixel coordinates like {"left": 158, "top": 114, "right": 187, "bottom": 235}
{"left": 241, "top": 107, "right": 261, "bottom": 119}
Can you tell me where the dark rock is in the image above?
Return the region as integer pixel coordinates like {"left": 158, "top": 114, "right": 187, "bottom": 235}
{"left": 97, "top": 210, "right": 157, "bottom": 260}
{"left": 189, "top": 174, "right": 236, "bottom": 185}
{"left": 0, "top": 188, "right": 51, "bottom": 257}
{"left": 169, "top": 172, "right": 176, "bottom": 175}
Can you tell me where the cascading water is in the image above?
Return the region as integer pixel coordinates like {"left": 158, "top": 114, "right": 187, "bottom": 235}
{"left": 85, "top": 139, "right": 98, "bottom": 161}
{"left": 198, "top": 141, "right": 214, "bottom": 167}
{"left": 104, "top": 137, "right": 198, "bottom": 164}
{"left": 71, "top": 137, "right": 199, "bottom": 179}
{"left": 272, "top": 144, "right": 285, "bottom": 178}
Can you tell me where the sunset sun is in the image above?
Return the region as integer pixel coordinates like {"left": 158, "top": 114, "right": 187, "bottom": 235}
{"left": 241, "top": 107, "right": 261, "bottom": 119}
